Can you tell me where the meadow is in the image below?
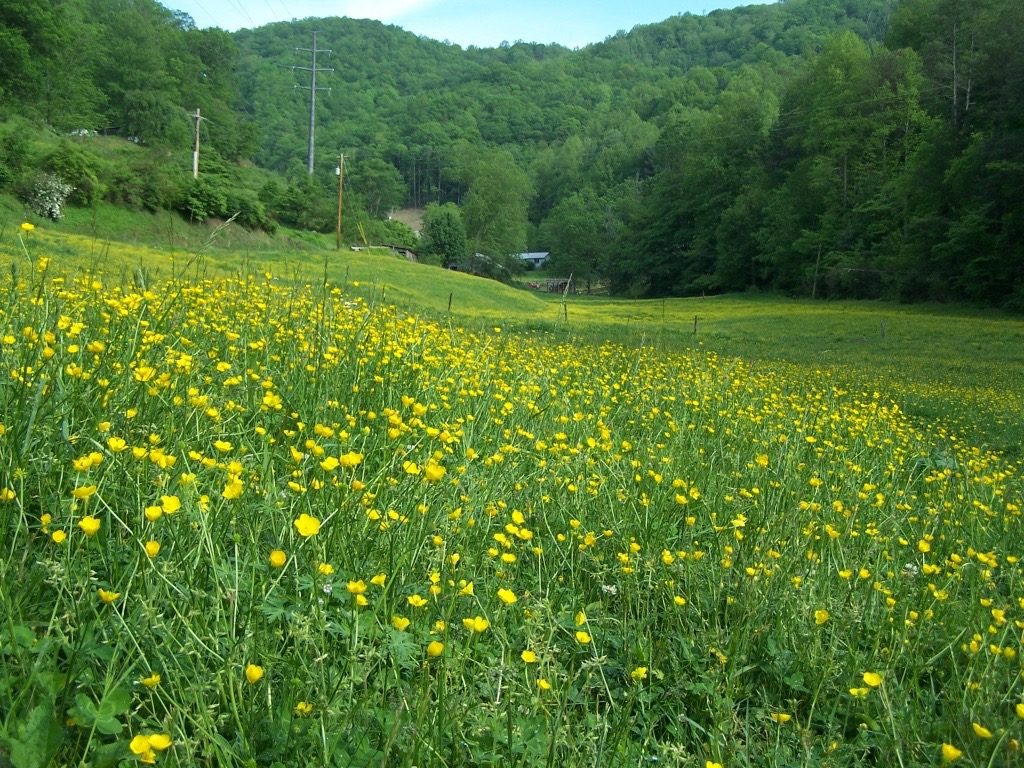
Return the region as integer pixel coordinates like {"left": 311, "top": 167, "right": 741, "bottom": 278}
{"left": 1, "top": 221, "right": 1023, "bottom": 767}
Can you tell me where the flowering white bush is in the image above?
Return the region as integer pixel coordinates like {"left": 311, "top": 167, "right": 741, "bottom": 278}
{"left": 29, "top": 173, "right": 75, "bottom": 220}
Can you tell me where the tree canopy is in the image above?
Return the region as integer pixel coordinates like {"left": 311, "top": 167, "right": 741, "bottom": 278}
{"left": 1, "top": 0, "right": 1022, "bottom": 306}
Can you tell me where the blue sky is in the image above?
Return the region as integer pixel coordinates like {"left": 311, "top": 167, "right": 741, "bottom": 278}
{"left": 166, "top": 0, "right": 772, "bottom": 48}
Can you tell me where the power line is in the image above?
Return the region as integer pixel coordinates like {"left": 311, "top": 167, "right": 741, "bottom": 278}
{"left": 292, "top": 31, "right": 333, "bottom": 175}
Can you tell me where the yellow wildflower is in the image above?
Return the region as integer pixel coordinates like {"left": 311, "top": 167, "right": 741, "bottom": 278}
{"left": 245, "top": 664, "right": 264, "bottom": 684}
{"left": 78, "top": 516, "right": 101, "bottom": 536}
{"left": 293, "top": 513, "right": 321, "bottom": 537}
{"left": 426, "top": 641, "right": 445, "bottom": 657}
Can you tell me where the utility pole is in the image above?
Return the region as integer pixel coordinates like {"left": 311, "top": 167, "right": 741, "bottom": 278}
{"left": 190, "top": 108, "right": 207, "bottom": 179}
{"left": 336, "top": 153, "right": 346, "bottom": 250}
{"left": 293, "top": 32, "right": 332, "bottom": 175}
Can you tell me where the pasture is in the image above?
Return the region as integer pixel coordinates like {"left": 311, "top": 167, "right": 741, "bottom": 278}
{"left": 1, "top": 221, "right": 1022, "bottom": 766}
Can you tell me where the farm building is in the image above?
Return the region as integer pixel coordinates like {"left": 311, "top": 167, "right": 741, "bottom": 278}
{"left": 517, "top": 252, "right": 549, "bottom": 269}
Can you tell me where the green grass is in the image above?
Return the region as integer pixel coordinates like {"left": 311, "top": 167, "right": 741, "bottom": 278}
{"left": 1, "top": 214, "right": 1022, "bottom": 767}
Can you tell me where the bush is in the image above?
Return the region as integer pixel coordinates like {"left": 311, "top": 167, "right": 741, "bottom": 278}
{"left": 43, "top": 141, "right": 105, "bottom": 206}
{"left": 22, "top": 172, "right": 74, "bottom": 220}
{"left": 179, "top": 176, "right": 229, "bottom": 222}
{"left": 226, "top": 188, "right": 276, "bottom": 233}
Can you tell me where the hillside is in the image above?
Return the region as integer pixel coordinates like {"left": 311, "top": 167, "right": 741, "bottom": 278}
{"left": 1, "top": 0, "right": 1022, "bottom": 306}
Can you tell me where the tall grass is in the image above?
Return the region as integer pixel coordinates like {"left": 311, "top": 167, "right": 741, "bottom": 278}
{"left": 1, "top": 229, "right": 1022, "bottom": 766}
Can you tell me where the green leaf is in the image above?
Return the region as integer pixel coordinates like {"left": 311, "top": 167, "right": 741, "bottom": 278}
{"left": 385, "top": 627, "right": 417, "bottom": 672}
{"left": 10, "top": 700, "right": 63, "bottom": 768}
{"left": 98, "top": 687, "right": 131, "bottom": 717}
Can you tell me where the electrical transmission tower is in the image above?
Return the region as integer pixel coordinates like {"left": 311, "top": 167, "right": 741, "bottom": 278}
{"left": 293, "top": 31, "right": 333, "bottom": 175}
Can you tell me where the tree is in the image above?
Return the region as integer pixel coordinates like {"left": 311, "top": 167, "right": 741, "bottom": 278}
{"left": 453, "top": 143, "right": 532, "bottom": 263}
{"left": 346, "top": 157, "right": 406, "bottom": 218}
{"left": 539, "top": 188, "right": 623, "bottom": 292}
{"left": 420, "top": 202, "right": 466, "bottom": 267}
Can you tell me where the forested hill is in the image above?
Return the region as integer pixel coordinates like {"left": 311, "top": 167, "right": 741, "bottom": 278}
{"left": 2, "top": 0, "right": 1022, "bottom": 307}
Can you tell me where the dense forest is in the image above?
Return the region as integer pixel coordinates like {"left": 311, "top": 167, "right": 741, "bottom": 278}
{"left": 1, "top": 0, "right": 1021, "bottom": 306}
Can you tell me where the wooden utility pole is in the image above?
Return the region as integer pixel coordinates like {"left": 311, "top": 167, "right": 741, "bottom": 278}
{"left": 191, "top": 108, "right": 208, "bottom": 178}
{"left": 293, "top": 32, "right": 333, "bottom": 175}
{"left": 336, "top": 153, "right": 346, "bottom": 250}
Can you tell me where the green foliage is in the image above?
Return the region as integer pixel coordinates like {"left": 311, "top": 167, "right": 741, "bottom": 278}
{"left": 453, "top": 143, "right": 531, "bottom": 259}
{"left": 419, "top": 202, "right": 466, "bottom": 266}
{"left": 1, "top": 0, "right": 1022, "bottom": 306}
{"left": 42, "top": 140, "right": 105, "bottom": 206}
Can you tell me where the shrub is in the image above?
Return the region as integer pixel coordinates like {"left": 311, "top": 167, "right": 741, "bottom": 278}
{"left": 43, "top": 141, "right": 105, "bottom": 206}
{"left": 23, "top": 172, "right": 74, "bottom": 220}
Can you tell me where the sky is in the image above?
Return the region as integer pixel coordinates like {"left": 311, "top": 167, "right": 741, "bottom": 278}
{"left": 165, "top": 0, "right": 773, "bottom": 49}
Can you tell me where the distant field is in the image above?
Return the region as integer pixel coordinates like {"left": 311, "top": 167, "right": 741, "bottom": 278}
{"left": 2, "top": 217, "right": 1023, "bottom": 767}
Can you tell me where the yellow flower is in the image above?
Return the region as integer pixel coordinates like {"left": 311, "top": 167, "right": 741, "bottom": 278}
{"left": 814, "top": 609, "right": 830, "bottom": 625}
{"left": 1016, "top": 702, "right": 1024, "bottom": 719}
{"left": 497, "top": 588, "right": 518, "bottom": 605}
{"left": 130, "top": 732, "right": 172, "bottom": 764}
{"left": 20, "top": 221, "right": 35, "bottom": 232}
{"left": 392, "top": 616, "right": 411, "bottom": 631}
{"left": 630, "top": 666, "right": 648, "bottom": 681}
{"left": 318, "top": 562, "right": 335, "bottom": 576}
{"left": 941, "top": 743, "right": 962, "bottom": 763}
{"left": 141, "top": 673, "right": 161, "bottom": 689}
{"left": 462, "top": 616, "right": 489, "bottom": 633}
{"left": 769, "top": 712, "right": 792, "bottom": 724}
{"left": 339, "top": 451, "right": 364, "bottom": 468}
{"left": 160, "top": 495, "right": 181, "bottom": 514}
{"left": 293, "top": 513, "right": 321, "bottom": 537}
{"left": 144, "top": 540, "right": 161, "bottom": 558}
{"left": 426, "top": 640, "right": 445, "bottom": 657}
{"left": 521, "top": 649, "right": 538, "bottom": 663}
{"left": 51, "top": 530, "right": 67, "bottom": 543}
{"left": 269, "top": 549, "right": 287, "bottom": 568}
{"left": 537, "top": 678, "right": 551, "bottom": 691}
{"left": 862, "top": 671, "right": 882, "bottom": 688}
{"left": 245, "top": 664, "right": 264, "bottom": 684}
{"left": 72, "top": 485, "right": 97, "bottom": 500}
{"left": 346, "top": 580, "right": 367, "bottom": 595}
{"left": 144, "top": 505, "right": 162, "bottom": 523}
{"left": 222, "top": 475, "right": 244, "bottom": 500}
{"left": 370, "top": 572, "right": 387, "bottom": 587}
{"left": 78, "top": 516, "right": 101, "bottom": 536}
{"left": 150, "top": 733, "right": 172, "bottom": 751}
{"left": 407, "top": 594, "right": 428, "bottom": 608}
{"left": 575, "top": 630, "right": 592, "bottom": 645}
{"left": 971, "top": 722, "right": 992, "bottom": 739}
{"left": 423, "top": 461, "right": 446, "bottom": 482}
{"left": 294, "top": 701, "right": 314, "bottom": 716}
{"left": 706, "top": 762, "right": 723, "bottom": 768}
{"left": 97, "top": 588, "right": 121, "bottom": 604}
{"left": 849, "top": 687, "right": 870, "bottom": 698}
